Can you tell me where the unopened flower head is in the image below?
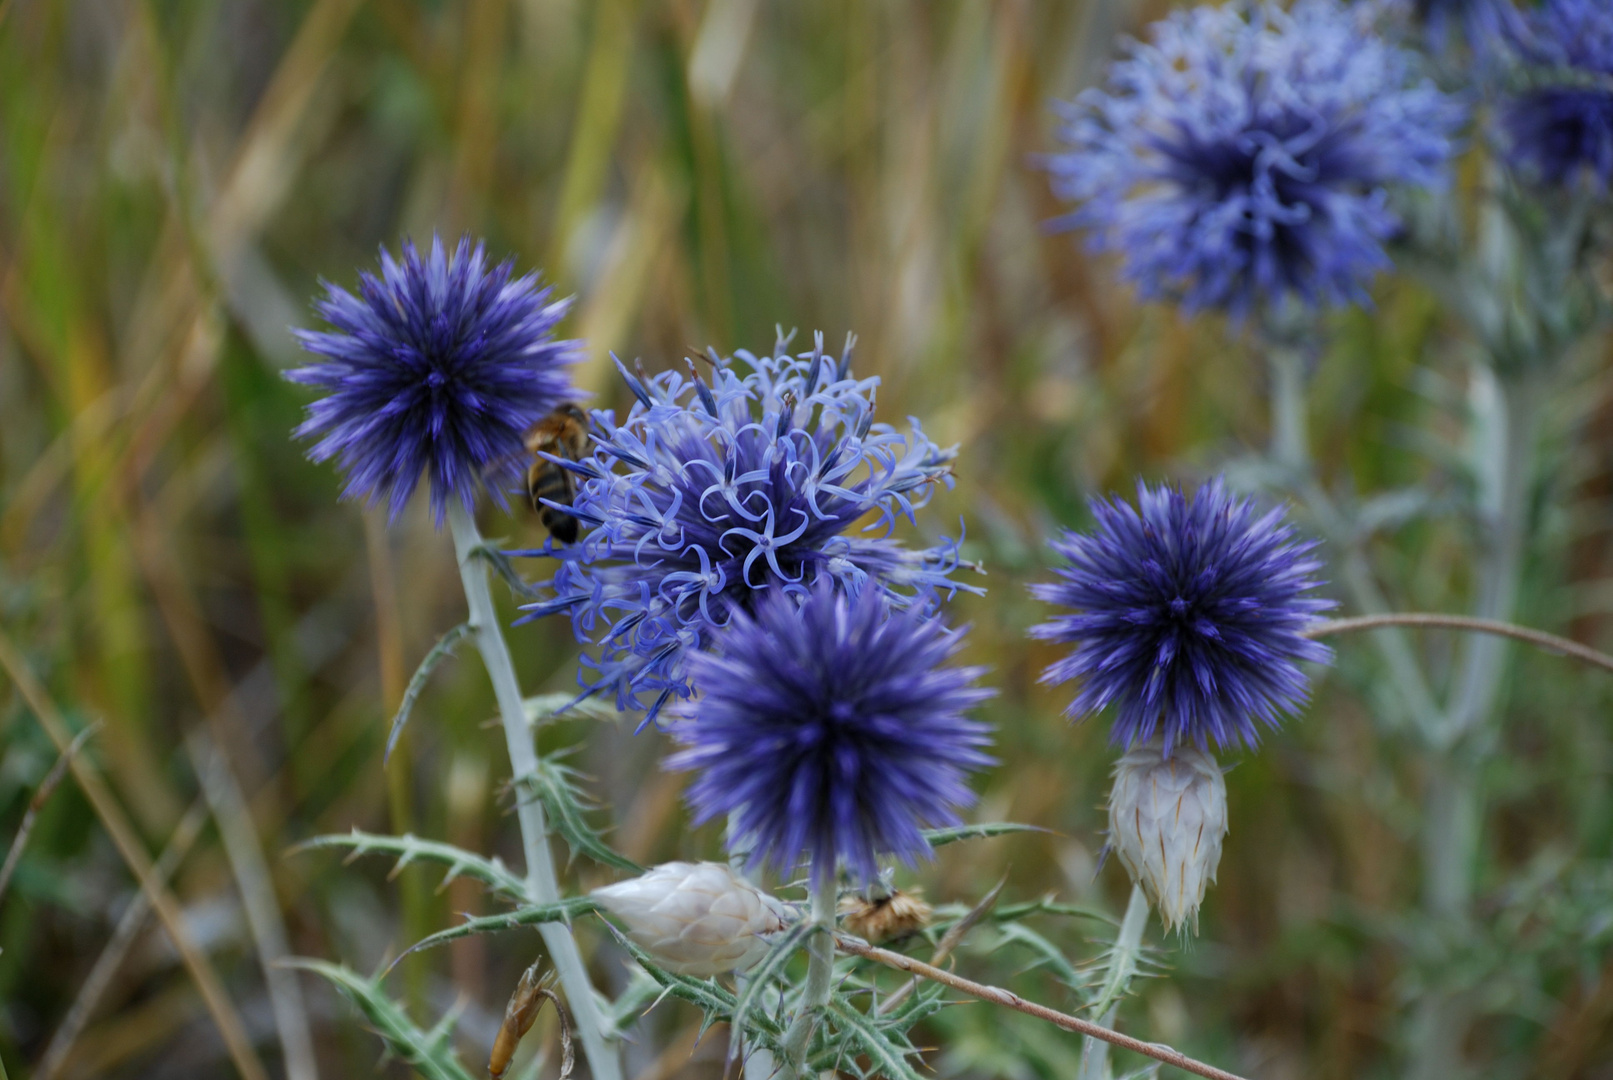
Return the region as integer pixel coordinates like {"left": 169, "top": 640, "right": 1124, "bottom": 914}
{"left": 288, "top": 236, "right": 578, "bottom": 524}
{"left": 667, "top": 581, "right": 995, "bottom": 889}
{"left": 592, "top": 861, "right": 788, "bottom": 977}
{"left": 1107, "top": 740, "right": 1229, "bottom": 937}
{"left": 517, "top": 330, "right": 978, "bottom": 720}
{"left": 1031, "top": 478, "right": 1333, "bottom": 753}
{"left": 1046, "top": 0, "right": 1462, "bottom": 315}
{"left": 1500, "top": 0, "right": 1613, "bottom": 191}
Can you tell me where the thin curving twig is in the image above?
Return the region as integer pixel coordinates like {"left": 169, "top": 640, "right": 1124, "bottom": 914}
{"left": 1304, "top": 614, "right": 1613, "bottom": 676}
{"left": 838, "top": 935, "right": 1248, "bottom": 1080}
{"left": 0, "top": 721, "right": 100, "bottom": 907}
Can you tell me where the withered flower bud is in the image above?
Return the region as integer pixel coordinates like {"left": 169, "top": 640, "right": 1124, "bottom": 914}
{"left": 839, "top": 888, "right": 932, "bottom": 944}
{"left": 593, "top": 862, "right": 788, "bottom": 977}
{"left": 1107, "top": 740, "right": 1228, "bottom": 936}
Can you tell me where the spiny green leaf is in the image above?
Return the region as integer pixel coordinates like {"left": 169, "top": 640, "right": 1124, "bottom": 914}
{"left": 517, "top": 754, "right": 643, "bottom": 873}
{"left": 285, "top": 959, "right": 477, "bottom": 1080}
{"left": 523, "top": 692, "right": 625, "bottom": 726}
{"left": 605, "top": 927, "right": 785, "bottom": 1048}
{"left": 728, "top": 921, "right": 815, "bottom": 1061}
{"left": 290, "top": 829, "right": 529, "bottom": 903}
{"left": 471, "top": 542, "right": 546, "bottom": 600}
{"left": 921, "top": 822, "right": 1050, "bottom": 848}
{"left": 823, "top": 995, "right": 927, "bottom": 1080}
{"left": 391, "top": 896, "right": 601, "bottom": 970}
{"left": 991, "top": 896, "right": 1117, "bottom": 926}
{"left": 291, "top": 829, "right": 525, "bottom": 900}
{"left": 386, "top": 622, "right": 472, "bottom": 764}
{"left": 995, "top": 922, "right": 1081, "bottom": 986}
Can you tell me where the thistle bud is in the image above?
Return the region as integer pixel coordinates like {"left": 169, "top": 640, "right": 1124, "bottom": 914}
{"left": 1106, "top": 741, "right": 1228, "bottom": 936}
{"left": 839, "top": 887, "right": 932, "bottom": 945}
{"left": 593, "top": 862, "right": 788, "bottom": 977}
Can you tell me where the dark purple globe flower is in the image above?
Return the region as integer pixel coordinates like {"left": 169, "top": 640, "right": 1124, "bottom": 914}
{"left": 667, "top": 581, "right": 995, "bottom": 889}
{"left": 288, "top": 235, "right": 579, "bottom": 524}
{"left": 516, "top": 331, "right": 979, "bottom": 722}
{"left": 1500, "top": 0, "right": 1613, "bottom": 191}
{"left": 1046, "top": 0, "right": 1463, "bottom": 315}
{"left": 1031, "top": 478, "right": 1333, "bottom": 754}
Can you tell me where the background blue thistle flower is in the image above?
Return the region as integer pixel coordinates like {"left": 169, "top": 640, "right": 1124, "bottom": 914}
{"left": 667, "top": 581, "right": 995, "bottom": 888}
{"left": 1500, "top": 0, "right": 1613, "bottom": 191}
{"left": 1046, "top": 0, "right": 1463, "bottom": 316}
{"left": 1397, "top": 0, "right": 1527, "bottom": 57}
{"left": 288, "top": 235, "right": 579, "bottom": 524}
{"left": 1031, "top": 478, "right": 1334, "bottom": 754}
{"left": 517, "top": 330, "right": 979, "bottom": 720}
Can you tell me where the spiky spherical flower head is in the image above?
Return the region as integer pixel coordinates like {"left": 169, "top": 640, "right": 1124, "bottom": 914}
{"left": 1046, "top": 0, "right": 1463, "bottom": 316}
{"left": 1107, "top": 740, "right": 1229, "bottom": 937}
{"left": 593, "top": 862, "right": 788, "bottom": 977}
{"left": 1500, "top": 0, "right": 1613, "bottom": 192}
{"left": 517, "top": 331, "right": 979, "bottom": 721}
{"left": 1393, "top": 0, "right": 1527, "bottom": 57}
{"left": 288, "top": 236, "right": 579, "bottom": 524}
{"left": 667, "top": 581, "right": 995, "bottom": 890}
{"left": 1031, "top": 478, "right": 1333, "bottom": 753}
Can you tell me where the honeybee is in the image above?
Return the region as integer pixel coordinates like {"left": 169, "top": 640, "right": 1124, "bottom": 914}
{"left": 525, "top": 403, "right": 590, "bottom": 543}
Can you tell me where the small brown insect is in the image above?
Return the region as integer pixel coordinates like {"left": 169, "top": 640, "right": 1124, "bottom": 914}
{"left": 525, "top": 403, "right": 590, "bottom": 544}
{"left": 839, "top": 887, "right": 932, "bottom": 945}
{"left": 489, "top": 962, "right": 572, "bottom": 1080}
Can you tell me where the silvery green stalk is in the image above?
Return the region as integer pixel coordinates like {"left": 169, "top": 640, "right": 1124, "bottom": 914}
{"left": 592, "top": 862, "right": 788, "bottom": 977}
{"left": 1107, "top": 741, "right": 1229, "bottom": 937}
{"left": 1078, "top": 883, "right": 1149, "bottom": 1080}
{"left": 780, "top": 879, "right": 836, "bottom": 1078}
{"left": 448, "top": 504, "right": 621, "bottom": 1080}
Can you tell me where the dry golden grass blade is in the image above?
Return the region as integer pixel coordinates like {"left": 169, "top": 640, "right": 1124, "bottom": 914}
{"left": 0, "top": 721, "right": 100, "bottom": 908}
{"left": 0, "top": 627, "right": 270, "bottom": 1080}
{"left": 35, "top": 797, "right": 210, "bottom": 1080}
{"left": 188, "top": 733, "right": 321, "bottom": 1080}
{"left": 576, "top": 166, "right": 688, "bottom": 393}
{"left": 552, "top": 0, "right": 637, "bottom": 269}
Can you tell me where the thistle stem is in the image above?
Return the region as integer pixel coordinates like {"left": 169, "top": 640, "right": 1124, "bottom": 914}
{"left": 838, "top": 936, "right": 1248, "bottom": 1080}
{"left": 780, "top": 874, "right": 837, "bottom": 1077}
{"left": 1304, "top": 614, "right": 1613, "bottom": 675}
{"left": 1078, "top": 883, "right": 1149, "bottom": 1080}
{"left": 448, "top": 504, "right": 621, "bottom": 1080}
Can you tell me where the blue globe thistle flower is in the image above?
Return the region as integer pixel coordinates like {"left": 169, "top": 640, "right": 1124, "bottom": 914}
{"left": 1030, "top": 478, "right": 1334, "bottom": 754}
{"left": 1046, "top": 0, "right": 1463, "bottom": 315}
{"left": 1500, "top": 0, "right": 1613, "bottom": 191}
{"left": 288, "top": 235, "right": 579, "bottom": 524}
{"left": 667, "top": 581, "right": 995, "bottom": 889}
{"left": 516, "top": 331, "right": 980, "bottom": 721}
{"left": 1395, "top": 0, "right": 1526, "bottom": 57}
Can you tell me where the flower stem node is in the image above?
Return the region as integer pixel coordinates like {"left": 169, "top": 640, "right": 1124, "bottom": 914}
{"left": 1106, "top": 741, "right": 1229, "bottom": 938}
{"left": 593, "top": 862, "right": 788, "bottom": 977}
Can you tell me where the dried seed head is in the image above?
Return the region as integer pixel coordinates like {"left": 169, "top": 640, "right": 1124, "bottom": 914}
{"left": 593, "top": 862, "right": 788, "bottom": 977}
{"left": 1106, "top": 740, "right": 1228, "bottom": 937}
{"left": 839, "top": 888, "right": 932, "bottom": 944}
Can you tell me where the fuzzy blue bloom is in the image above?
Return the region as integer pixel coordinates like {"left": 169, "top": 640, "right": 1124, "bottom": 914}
{"left": 1501, "top": 0, "right": 1613, "bottom": 191}
{"left": 1396, "top": 0, "right": 1526, "bottom": 56}
{"left": 1046, "top": 0, "right": 1463, "bottom": 315}
{"left": 667, "top": 581, "right": 995, "bottom": 888}
{"left": 516, "top": 331, "right": 979, "bottom": 721}
{"left": 1031, "top": 478, "right": 1333, "bottom": 754}
{"left": 288, "top": 236, "right": 579, "bottom": 524}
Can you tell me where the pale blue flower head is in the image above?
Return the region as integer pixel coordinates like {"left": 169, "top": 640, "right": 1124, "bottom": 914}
{"left": 1500, "top": 0, "right": 1613, "bottom": 191}
{"left": 1046, "top": 0, "right": 1464, "bottom": 316}
{"left": 517, "top": 331, "right": 979, "bottom": 723}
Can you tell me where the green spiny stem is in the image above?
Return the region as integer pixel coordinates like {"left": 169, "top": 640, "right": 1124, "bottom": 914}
{"left": 1078, "top": 884, "right": 1149, "bottom": 1080}
{"left": 448, "top": 504, "right": 621, "bottom": 1080}
{"left": 780, "top": 875, "right": 837, "bottom": 1077}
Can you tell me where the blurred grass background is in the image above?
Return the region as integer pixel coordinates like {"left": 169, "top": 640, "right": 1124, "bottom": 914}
{"left": 2, "top": 0, "right": 1613, "bottom": 1078}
